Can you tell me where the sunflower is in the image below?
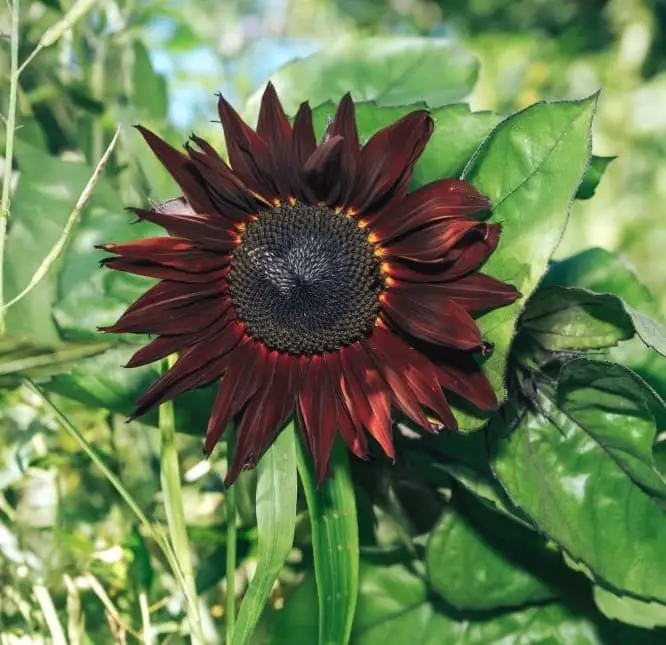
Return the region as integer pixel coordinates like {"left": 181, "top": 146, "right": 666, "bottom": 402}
{"left": 99, "top": 83, "right": 519, "bottom": 484}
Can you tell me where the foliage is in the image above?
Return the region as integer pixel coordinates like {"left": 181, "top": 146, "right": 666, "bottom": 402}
{"left": 1, "top": 0, "right": 665, "bottom": 644}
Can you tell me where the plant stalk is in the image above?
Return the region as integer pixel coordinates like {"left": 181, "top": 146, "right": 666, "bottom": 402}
{"left": 159, "top": 356, "right": 204, "bottom": 643}
{"left": 225, "top": 430, "right": 237, "bottom": 645}
{"left": 0, "top": 0, "right": 20, "bottom": 334}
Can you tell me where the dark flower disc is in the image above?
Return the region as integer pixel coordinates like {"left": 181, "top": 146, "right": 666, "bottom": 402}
{"left": 99, "top": 82, "right": 520, "bottom": 484}
{"left": 229, "top": 201, "right": 382, "bottom": 355}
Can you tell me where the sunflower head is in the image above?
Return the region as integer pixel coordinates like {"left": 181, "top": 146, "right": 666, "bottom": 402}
{"left": 99, "top": 83, "right": 520, "bottom": 485}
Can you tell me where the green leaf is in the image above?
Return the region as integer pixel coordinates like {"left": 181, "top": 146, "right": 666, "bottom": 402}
{"left": 232, "top": 422, "right": 297, "bottom": 645}
{"left": 437, "top": 462, "right": 533, "bottom": 527}
{"left": 545, "top": 248, "right": 666, "bottom": 395}
{"left": 131, "top": 40, "right": 168, "bottom": 122}
{"left": 459, "top": 96, "right": 596, "bottom": 423}
{"left": 426, "top": 502, "right": 556, "bottom": 611}
{"left": 269, "top": 557, "right": 666, "bottom": 644}
{"left": 4, "top": 141, "right": 117, "bottom": 342}
{"left": 521, "top": 286, "right": 635, "bottom": 350}
{"left": 352, "top": 560, "right": 611, "bottom": 645}
{"left": 0, "top": 336, "right": 111, "bottom": 389}
{"left": 296, "top": 439, "right": 359, "bottom": 645}
{"left": 243, "top": 37, "right": 478, "bottom": 122}
{"left": 594, "top": 586, "right": 666, "bottom": 629}
{"left": 491, "top": 359, "right": 666, "bottom": 601}
{"left": 575, "top": 156, "right": 615, "bottom": 200}
{"left": 545, "top": 248, "right": 655, "bottom": 313}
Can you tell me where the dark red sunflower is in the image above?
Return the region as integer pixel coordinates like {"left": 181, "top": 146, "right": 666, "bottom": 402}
{"left": 99, "top": 82, "right": 519, "bottom": 485}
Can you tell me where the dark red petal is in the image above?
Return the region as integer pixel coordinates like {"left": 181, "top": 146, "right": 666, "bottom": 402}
{"left": 100, "top": 237, "right": 196, "bottom": 258}
{"left": 326, "top": 352, "right": 368, "bottom": 460}
{"left": 226, "top": 351, "right": 303, "bottom": 484}
{"left": 125, "top": 309, "right": 238, "bottom": 368}
{"left": 302, "top": 135, "right": 344, "bottom": 203}
{"left": 383, "top": 219, "right": 481, "bottom": 263}
{"left": 382, "top": 288, "right": 482, "bottom": 350}
{"left": 186, "top": 136, "right": 267, "bottom": 219}
{"left": 366, "top": 327, "right": 457, "bottom": 430}
{"left": 130, "top": 208, "right": 238, "bottom": 251}
{"left": 217, "top": 93, "right": 278, "bottom": 199}
{"left": 135, "top": 126, "right": 215, "bottom": 214}
{"left": 100, "top": 283, "right": 228, "bottom": 335}
{"left": 298, "top": 355, "right": 339, "bottom": 485}
{"left": 427, "top": 273, "right": 521, "bottom": 312}
{"left": 348, "top": 111, "right": 433, "bottom": 213}
{"left": 203, "top": 339, "right": 268, "bottom": 455}
{"left": 434, "top": 349, "right": 498, "bottom": 411}
{"left": 339, "top": 343, "right": 394, "bottom": 459}
{"left": 368, "top": 179, "right": 492, "bottom": 242}
{"left": 102, "top": 257, "right": 229, "bottom": 283}
{"left": 323, "top": 93, "right": 360, "bottom": 205}
{"left": 256, "top": 82, "right": 292, "bottom": 146}
{"left": 130, "top": 321, "right": 244, "bottom": 419}
{"left": 442, "top": 223, "right": 501, "bottom": 280}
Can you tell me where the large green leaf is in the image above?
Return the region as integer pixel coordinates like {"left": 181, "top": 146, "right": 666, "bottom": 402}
{"left": 243, "top": 37, "right": 478, "bottom": 122}
{"left": 4, "top": 141, "right": 118, "bottom": 342}
{"left": 594, "top": 586, "right": 666, "bottom": 629}
{"left": 296, "top": 439, "right": 359, "bottom": 645}
{"left": 426, "top": 500, "right": 556, "bottom": 611}
{"left": 544, "top": 248, "right": 666, "bottom": 394}
{"left": 460, "top": 96, "right": 596, "bottom": 415}
{"left": 232, "top": 423, "right": 297, "bottom": 645}
{"left": 491, "top": 359, "right": 666, "bottom": 601}
{"left": 267, "top": 558, "right": 665, "bottom": 644}
{"left": 521, "top": 286, "right": 635, "bottom": 351}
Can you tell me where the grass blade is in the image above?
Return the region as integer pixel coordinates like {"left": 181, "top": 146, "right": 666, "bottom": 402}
{"left": 296, "top": 438, "right": 359, "bottom": 645}
{"left": 232, "top": 422, "right": 297, "bottom": 645}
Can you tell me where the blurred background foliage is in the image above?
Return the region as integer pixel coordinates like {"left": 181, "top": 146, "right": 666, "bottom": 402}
{"left": 1, "top": 0, "right": 665, "bottom": 642}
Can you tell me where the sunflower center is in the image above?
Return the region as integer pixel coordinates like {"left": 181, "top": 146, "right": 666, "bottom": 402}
{"left": 229, "top": 201, "right": 382, "bottom": 355}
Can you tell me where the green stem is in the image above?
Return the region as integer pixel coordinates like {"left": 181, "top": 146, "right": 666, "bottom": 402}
{"left": 225, "top": 430, "right": 237, "bottom": 645}
{"left": 159, "top": 356, "right": 204, "bottom": 644}
{"left": 0, "top": 0, "right": 20, "bottom": 334}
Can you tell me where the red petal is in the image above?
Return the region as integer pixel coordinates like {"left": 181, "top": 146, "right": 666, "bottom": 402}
{"left": 427, "top": 273, "right": 521, "bottom": 312}
{"left": 348, "top": 111, "right": 433, "bottom": 213}
{"left": 434, "top": 349, "right": 498, "bottom": 411}
{"left": 217, "top": 93, "right": 278, "bottom": 199}
{"left": 226, "top": 351, "right": 303, "bottom": 484}
{"left": 130, "top": 321, "right": 244, "bottom": 419}
{"left": 101, "top": 282, "right": 228, "bottom": 335}
{"left": 323, "top": 93, "right": 360, "bottom": 205}
{"left": 383, "top": 219, "right": 480, "bottom": 263}
{"left": 442, "top": 223, "right": 501, "bottom": 280}
{"left": 339, "top": 343, "right": 394, "bottom": 459}
{"left": 203, "top": 340, "right": 268, "bottom": 455}
{"left": 382, "top": 288, "right": 482, "bottom": 350}
{"left": 126, "top": 311, "right": 238, "bottom": 368}
{"left": 298, "top": 355, "right": 340, "bottom": 485}
{"left": 99, "top": 236, "right": 196, "bottom": 258}
{"left": 130, "top": 208, "right": 238, "bottom": 251}
{"left": 302, "top": 135, "right": 344, "bottom": 203}
{"left": 102, "top": 257, "right": 229, "bottom": 283}
{"left": 326, "top": 352, "right": 368, "bottom": 460}
{"left": 366, "top": 327, "right": 457, "bottom": 430}
{"left": 186, "top": 136, "right": 267, "bottom": 219}
{"left": 367, "top": 179, "right": 491, "bottom": 242}
{"left": 257, "top": 82, "right": 292, "bottom": 147}
{"left": 135, "top": 126, "right": 215, "bottom": 215}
